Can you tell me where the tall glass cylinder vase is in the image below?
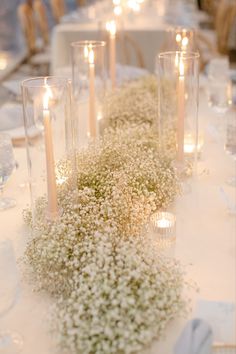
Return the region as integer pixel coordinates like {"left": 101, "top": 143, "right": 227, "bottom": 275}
{"left": 71, "top": 41, "right": 106, "bottom": 149}
{"left": 22, "top": 77, "right": 73, "bottom": 223}
{"left": 156, "top": 51, "right": 200, "bottom": 176}
{"left": 166, "top": 27, "right": 196, "bottom": 52}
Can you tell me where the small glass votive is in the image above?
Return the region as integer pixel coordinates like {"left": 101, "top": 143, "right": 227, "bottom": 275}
{"left": 149, "top": 211, "right": 176, "bottom": 248}
{"left": 184, "top": 133, "right": 204, "bottom": 158}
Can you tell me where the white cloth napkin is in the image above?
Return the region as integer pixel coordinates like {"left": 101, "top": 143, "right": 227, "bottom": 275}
{"left": 174, "top": 319, "right": 213, "bottom": 354}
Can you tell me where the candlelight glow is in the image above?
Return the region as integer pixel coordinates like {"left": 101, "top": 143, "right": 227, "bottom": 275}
{"left": 0, "top": 56, "right": 7, "bottom": 70}
{"left": 84, "top": 45, "right": 89, "bottom": 59}
{"left": 182, "top": 36, "right": 189, "bottom": 47}
{"left": 97, "top": 111, "right": 103, "bottom": 121}
{"left": 43, "top": 81, "right": 53, "bottom": 110}
{"left": 150, "top": 211, "right": 176, "bottom": 236}
{"left": 127, "top": 0, "right": 140, "bottom": 11}
{"left": 184, "top": 134, "right": 204, "bottom": 154}
{"left": 114, "top": 5, "right": 122, "bottom": 15}
{"left": 106, "top": 20, "right": 116, "bottom": 36}
{"left": 176, "top": 33, "right": 182, "bottom": 43}
{"left": 88, "top": 49, "right": 94, "bottom": 65}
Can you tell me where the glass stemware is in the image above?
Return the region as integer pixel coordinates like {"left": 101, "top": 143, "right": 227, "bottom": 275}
{"left": 0, "top": 133, "right": 16, "bottom": 210}
{"left": 0, "top": 239, "right": 23, "bottom": 353}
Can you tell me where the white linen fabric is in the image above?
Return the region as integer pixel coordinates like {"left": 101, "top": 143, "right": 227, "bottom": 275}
{"left": 174, "top": 319, "right": 213, "bottom": 354}
{"left": 0, "top": 87, "right": 235, "bottom": 354}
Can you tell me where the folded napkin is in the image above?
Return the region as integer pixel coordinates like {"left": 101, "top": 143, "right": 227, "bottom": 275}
{"left": 174, "top": 318, "right": 213, "bottom": 354}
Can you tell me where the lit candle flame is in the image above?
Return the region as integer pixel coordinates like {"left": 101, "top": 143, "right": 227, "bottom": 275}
{"left": 182, "top": 36, "right": 189, "bottom": 48}
{"left": 84, "top": 45, "right": 89, "bottom": 59}
{"left": 176, "top": 33, "right": 182, "bottom": 43}
{"left": 114, "top": 5, "right": 122, "bottom": 15}
{"left": 106, "top": 20, "right": 116, "bottom": 36}
{"left": 43, "top": 81, "right": 53, "bottom": 110}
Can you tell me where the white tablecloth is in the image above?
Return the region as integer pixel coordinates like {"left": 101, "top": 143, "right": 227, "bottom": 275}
{"left": 51, "top": 0, "right": 208, "bottom": 74}
{"left": 0, "top": 91, "right": 235, "bottom": 353}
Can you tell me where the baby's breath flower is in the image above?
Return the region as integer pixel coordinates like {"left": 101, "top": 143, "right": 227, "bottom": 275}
{"left": 24, "top": 77, "right": 188, "bottom": 354}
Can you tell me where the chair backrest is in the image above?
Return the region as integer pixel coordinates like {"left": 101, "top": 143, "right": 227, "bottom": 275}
{"left": 50, "top": 0, "right": 66, "bottom": 23}
{"left": 18, "top": 3, "right": 37, "bottom": 54}
{"left": 33, "top": 0, "right": 49, "bottom": 46}
{"left": 215, "top": 0, "right": 236, "bottom": 54}
{"left": 75, "top": 0, "right": 86, "bottom": 6}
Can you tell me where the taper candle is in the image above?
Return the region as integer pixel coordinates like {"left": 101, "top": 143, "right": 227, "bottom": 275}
{"left": 43, "top": 86, "right": 58, "bottom": 218}
{"left": 177, "top": 58, "right": 185, "bottom": 162}
{"left": 88, "top": 48, "right": 96, "bottom": 138}
{"left": 106, "top": 21, "right": 116, "bottom": 89}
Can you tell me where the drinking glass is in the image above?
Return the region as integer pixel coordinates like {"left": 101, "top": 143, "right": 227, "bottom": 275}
{"left": 207, "top": 57, "right": 232, "bottom": 114}
{"left": 0, "top": 239, "right": 23, "bottom": 353}
{"left": 0, "top": 133, "right": 16, "bottom": 210}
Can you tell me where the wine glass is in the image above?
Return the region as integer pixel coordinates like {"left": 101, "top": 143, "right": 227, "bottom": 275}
{"left": 0, "top": 133, "right": 16, "bottom": 210}
{"left": 0, "top": 239, "right": 23, "bottom": 353}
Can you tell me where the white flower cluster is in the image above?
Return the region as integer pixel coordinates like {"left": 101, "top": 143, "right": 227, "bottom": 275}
{"left": 103, "top": 76, "right": 158, "bottom": 128}
{"left": 24, "top": 87, "right": 187, "bottom": 354}
{"left": 52, "top": 233, "right": 187, "bottom": 354}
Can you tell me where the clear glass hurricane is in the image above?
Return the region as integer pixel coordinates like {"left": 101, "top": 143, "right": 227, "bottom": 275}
{"left": 0, "top": 133, "right": 16, "bottom": 210}
{"left": 0, "top": 239, "right": 23, "bottom": 353}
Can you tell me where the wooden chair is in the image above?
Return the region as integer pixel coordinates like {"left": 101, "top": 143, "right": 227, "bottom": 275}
{"left": 18, "top": 3, "right": 37, "bottom": 54}
{"left": 75, "top": 0, "right": 86, "bottom": 7}
{"left": 18, "top": 2, "right": 50, "bottom": 74}
{"left": 33, "top": 0, "right": 49, "bottom": 46}
{"left": 50, "top": 0, "right": 66, "bottom": 24}
{"left": 215, "top": 0, "right": 236, "bottom": 54}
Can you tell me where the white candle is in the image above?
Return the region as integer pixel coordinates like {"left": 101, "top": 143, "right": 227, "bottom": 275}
{"left": 88, "top": 48, "right": 96, "bottom": 138}
{"left": 106, "top": 21, "right": 116, "bottom": 89}
{"left": 177, "top": 58, "right": 185, "bottom": 162}
{"left": 43, "top": 87, "right": 58, "bottom": 219}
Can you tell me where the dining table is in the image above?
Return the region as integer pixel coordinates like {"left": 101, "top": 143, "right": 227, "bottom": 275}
{"left": 50, "top": 0, "right": 211, "bottom": 75}
{"left": 0, "top": 80, "right": 235, "bottom": 353}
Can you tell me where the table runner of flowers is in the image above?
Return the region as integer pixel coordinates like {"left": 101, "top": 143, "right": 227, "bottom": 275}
{"left": 23, "top": 76, "right": 190, "bottom": 354}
